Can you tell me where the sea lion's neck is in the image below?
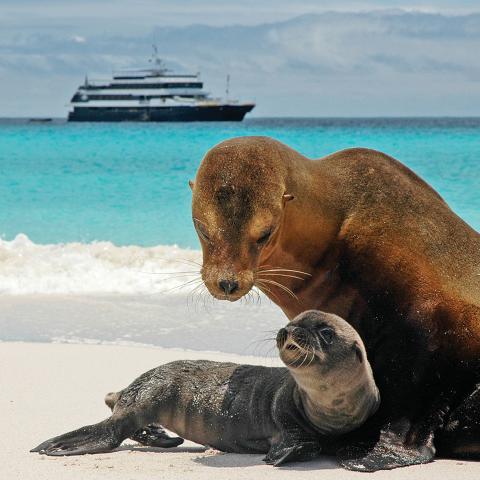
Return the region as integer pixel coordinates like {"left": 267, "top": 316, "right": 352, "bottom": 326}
{"left": 259, "top": 157, "right": 359, "bottom": 321}
{"left": 291, "top": 367, "right": 380, "bottom": 435}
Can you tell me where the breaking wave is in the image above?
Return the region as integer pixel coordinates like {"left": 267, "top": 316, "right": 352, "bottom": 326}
{"left": 0, "top": 233, "right": 202, "bottom": 295}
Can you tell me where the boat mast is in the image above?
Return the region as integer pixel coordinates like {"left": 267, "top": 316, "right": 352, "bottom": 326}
{"left": 225, "top": 74, "right": 230, "bottom": 101}
{"left": 149, "top": 44, "right": 167, "bottom": 75}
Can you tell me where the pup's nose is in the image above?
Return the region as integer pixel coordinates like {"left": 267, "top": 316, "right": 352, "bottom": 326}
{"left": 276, "top": 328, "right": 288, "bottom": 348}
{"left": 219, "top": 279, "right": 239, "bottom": 295}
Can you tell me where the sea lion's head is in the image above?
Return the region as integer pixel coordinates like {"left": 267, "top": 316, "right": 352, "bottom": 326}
{"left": 276, "top": 310, "right": 367, "bottom": 375}
{"left": 276, "top": 310, "right": 380, "bottom": 434}
{"left": 191, "top": 136, "right": 296, "bottom": 301}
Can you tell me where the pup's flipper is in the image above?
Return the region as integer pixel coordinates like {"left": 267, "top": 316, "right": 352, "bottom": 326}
{"left": 131, "top": 424, "right": 184, "bottom": 448}
{"left": 31, "top": 420, "right": 123, "bottom": 456}
{"left": 264, "top": 441, "right": 321, "bottom": 466}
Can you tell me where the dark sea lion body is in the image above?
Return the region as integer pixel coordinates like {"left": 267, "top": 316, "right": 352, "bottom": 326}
{"left": 191, "top": 137, "right": 480, "bottom": 470}
{"left": 112, "top": 360, "right": 290, "bottom": 454}
{"left": 32, "top": 312, "right": 379, "bottom": 465}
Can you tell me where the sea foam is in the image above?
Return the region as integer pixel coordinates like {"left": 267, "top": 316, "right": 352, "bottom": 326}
{"left": 0, "top": 233, "right": 202, "bottom": 295}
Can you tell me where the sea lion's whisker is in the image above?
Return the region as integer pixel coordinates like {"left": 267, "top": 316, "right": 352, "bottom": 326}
{"left": 302, "top": 341, "right": 316, "bottom": 367}
{"left": 257, "top": 267, "right": 312, "bottom": 277}
{"left": 190, "top": 284, "right": 206, "bottom": 311}
{"left": 255, "top": 278, "right": 298, "bottom": 301}
{"left": 249, "top": 337, "right": 277, "bottom": 345}
{"left": 299, "top": 350, "right": 310, "bottom": 368}
{"left": 286, "top": 351, "right": 305, "bottom": 368}
{"left": 254, "top": 281, "right": 281, "bottom": 304}
{"left": 244, "top": 337, "right": 277, "bottom": 356}
{"left": 257, "top": 273, "right": 305, "bottom": 281}
{"left": 144, "top": 271, "right": 200, "bottom": 275}
{"left": 151, "top": 273, "right": 202, "bottom": 282}
{"left": 201, "top": 289, "right": 214, "bottom": 312}
{"left": 250, "top": 286, "right": 263, "bottom": 305}
{"left": 191, "top": 289, "right": 204, "bottom": 312}
{"left": 171, "top": 258, "right": 203, "bottom": 268}
{"left": 161, "top": 278, "right": 203, "bottom": 294}
{"left": 187, "top": 283, "right": 205, "bottom": 309}
{"left": 306, "top": 349, "right": 316, "bottom": 367}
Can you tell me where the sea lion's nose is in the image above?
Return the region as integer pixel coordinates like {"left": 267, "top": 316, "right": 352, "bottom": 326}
{"left": 219, "top": 279, "right": 239, "bottom": 295}
{"left": 276, "top": 328, "right": 288, "bottom": 348}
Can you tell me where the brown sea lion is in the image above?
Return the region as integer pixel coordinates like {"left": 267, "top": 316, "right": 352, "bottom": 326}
{"left": 190, "top": 136, "right": 480, "bottom": 471}
{"left": 31, "top": 311, "right": 379, "bottom": 466}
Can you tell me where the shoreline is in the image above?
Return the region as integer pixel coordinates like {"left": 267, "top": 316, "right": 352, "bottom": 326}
{"left": 2, "top": 341, "right": 479, "bottom": 479}
{"left": 0, "top": 293, "right": 284, "bottom": 355}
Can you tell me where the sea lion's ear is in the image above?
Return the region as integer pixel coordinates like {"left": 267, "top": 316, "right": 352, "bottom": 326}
{"left": 283, "top": 193, "right": 294, "bottom": 203}
{"left": 189, "top": 180, "right": 194, "bottom": 191}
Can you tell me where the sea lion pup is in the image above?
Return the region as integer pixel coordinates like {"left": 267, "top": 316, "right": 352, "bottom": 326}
{"left": 190, "top": 136, "right": 480, "bottom": 470}
{"left": 31, "top": 311, "right": 379, "bottom": 466}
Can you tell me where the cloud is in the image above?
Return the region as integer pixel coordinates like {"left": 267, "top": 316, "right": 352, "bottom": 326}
{"left": 1, "top": 10, "right": 479, "bottom": 116}
{"left": 72, "top": 35, "right": 86, "bottom": 43}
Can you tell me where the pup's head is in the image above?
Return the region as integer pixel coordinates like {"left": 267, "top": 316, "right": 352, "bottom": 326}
{"left": 276, "top": 310, "right": 367, "bottom": 379}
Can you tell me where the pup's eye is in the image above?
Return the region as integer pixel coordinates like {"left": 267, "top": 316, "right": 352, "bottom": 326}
{"left": 257, "top": 227, "right": 273, "bottom": 245}
{"left": 318, "top": 327, "right": 335, "bottom": 344}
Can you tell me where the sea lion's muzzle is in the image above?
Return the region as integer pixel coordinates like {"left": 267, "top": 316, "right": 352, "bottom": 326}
{"left": 202, "top": 265, "right": 254, "bottom": 301}
{"left": 276, "top": 319, "right": 340, "bottom": 368}
{"left": 277, "top": 325, "right": 319, "bottom": 367}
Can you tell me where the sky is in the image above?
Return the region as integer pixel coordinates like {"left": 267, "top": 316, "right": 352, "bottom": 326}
{"left": 1, "top": 1, "right": 479, "bottom": 117}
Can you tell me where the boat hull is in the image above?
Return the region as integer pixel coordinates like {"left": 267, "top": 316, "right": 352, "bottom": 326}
{"left": 68, "top": 104, "right": 254, "bottom": 122}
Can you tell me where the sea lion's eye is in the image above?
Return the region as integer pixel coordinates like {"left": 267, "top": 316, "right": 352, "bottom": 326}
{"left": 318, "top": 327, "right": 335, "bottom": 345}
{"left": 257, "top": 227, "right": 273, "bottom": 245}
{"left": 194, "top": 219, "right": 210, "bottom": 242}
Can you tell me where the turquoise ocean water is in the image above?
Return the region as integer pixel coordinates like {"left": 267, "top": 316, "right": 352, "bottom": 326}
{"left": 0, "top": 118, "right": 478, "bottom": 350}
{"left": 1, "top": 118, "right": 479, "bottom": 248}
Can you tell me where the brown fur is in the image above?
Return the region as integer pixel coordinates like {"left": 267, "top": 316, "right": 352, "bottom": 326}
{"left": 192, "top": 138, "right": 480, "bottom": 355}
{"left": 191, "top": 136, "right": 480, "bottom": 463}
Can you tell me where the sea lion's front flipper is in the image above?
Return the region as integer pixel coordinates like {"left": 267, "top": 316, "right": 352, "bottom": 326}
{"left": 130, "top": 424, "right": 184, "bottom": 448}
{"left": 337, "top": 420, "right": 435, "bottom": 472}
{"left": 30, "top": 419, "right": 125, "bottom": 456}
{"left": 264, "top": 440, "right": 321, "bottom": 466}
{"left": 436, "top": 384, "right": 480, "bottom": 459}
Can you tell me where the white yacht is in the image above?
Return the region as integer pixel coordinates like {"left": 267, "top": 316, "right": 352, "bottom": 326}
{"left": 68, "top": 48, "right": 255, "bottom": 122}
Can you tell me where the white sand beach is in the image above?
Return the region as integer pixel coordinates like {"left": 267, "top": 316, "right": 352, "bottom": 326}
{"left": 2, "top": 341, "right": 479, "bottom": 480}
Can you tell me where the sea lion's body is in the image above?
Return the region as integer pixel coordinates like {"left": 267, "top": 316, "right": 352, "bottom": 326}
{"left": 111, "top": 360, "right": 288, "bottom": 454}
{"left": 32, "top": 312, "right": 380, "bottom": 465}
{"left": 191, "top": 137, "right": 480, "bottom": 470}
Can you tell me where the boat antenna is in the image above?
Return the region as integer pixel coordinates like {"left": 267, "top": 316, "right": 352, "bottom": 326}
{"left": 225, "top": 74, "right": 230, "bottom": 101}
{"left": 150, "top": 44, "right": 167, "bottom": 74}
{"left": 84, "top": 74, "right": 89, "bottom": 87}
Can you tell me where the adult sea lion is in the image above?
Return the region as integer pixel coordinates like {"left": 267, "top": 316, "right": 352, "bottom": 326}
{"left": 190, "top": 136, "right": 480, "bottom": 471}
{"left": 31, "top": 311, "right": 379, "bottom": 465}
